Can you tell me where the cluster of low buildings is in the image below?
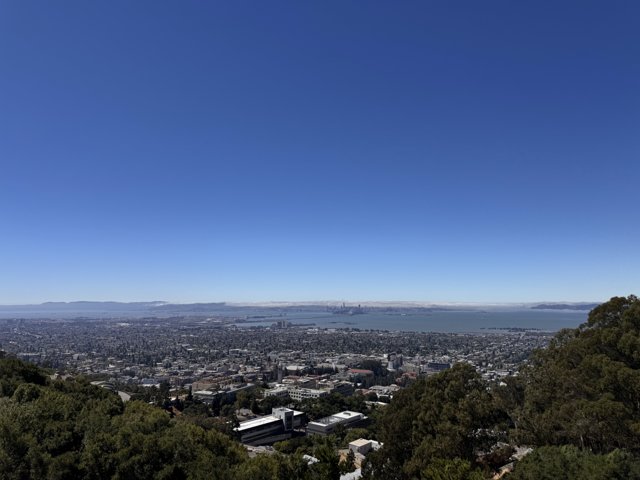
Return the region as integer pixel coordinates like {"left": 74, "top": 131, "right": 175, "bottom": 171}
{"left": 234, "top": 407, "right": 369, "bottom": 446}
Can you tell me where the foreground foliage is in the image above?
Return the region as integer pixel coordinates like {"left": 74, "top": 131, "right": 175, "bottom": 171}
{"left": 513, "top": 295, "right": 640, "bottom": 453}
{"left": 508, "top": 445, "right": 640, "bottom": 479}
{"left": 0, "top": 355, "right": 339, "bottom": 479}
{"left": 362, "top": 363, "right": 501, "bottom": 479}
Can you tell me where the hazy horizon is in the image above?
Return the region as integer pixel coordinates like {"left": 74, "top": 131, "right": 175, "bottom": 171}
{"left": 0, "top": 298, "right": 604, "bottom": 308}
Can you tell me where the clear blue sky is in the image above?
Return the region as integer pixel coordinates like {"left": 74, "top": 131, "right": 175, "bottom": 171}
{"left": 1, "top": 1, "right": 638, "bottom": 304}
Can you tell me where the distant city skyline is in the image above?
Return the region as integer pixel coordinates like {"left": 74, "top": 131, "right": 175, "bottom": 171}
{"left": 1, "top": 2, "right": 638, "bottom": 304}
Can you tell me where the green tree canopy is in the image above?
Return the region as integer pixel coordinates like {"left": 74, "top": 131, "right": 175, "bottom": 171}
{"left": 513, "top": 295, "right": 640, "bottom": 453}
{"left": 507, "top": 445, "right": 640, "bottom": 480}
{"left": 363, "top": 363, "right": 506, "bottom": 480}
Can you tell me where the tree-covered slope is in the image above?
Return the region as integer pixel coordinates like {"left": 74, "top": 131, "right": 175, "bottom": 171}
{"left": 0, "top": 354, "right": 330, "bottom": 480}
{"left": 363, "top": 295, "right": 640, "bottom": 480}
{"left": 513, "top": 295, "right": 640, "bottom": 453}
{"left": 362, "top": 363, "right": 504, "bottom": 479}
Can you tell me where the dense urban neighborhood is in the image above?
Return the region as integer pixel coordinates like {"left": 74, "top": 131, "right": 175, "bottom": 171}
{"left": 0, "top": 315, "right": 550, "bottom": 396}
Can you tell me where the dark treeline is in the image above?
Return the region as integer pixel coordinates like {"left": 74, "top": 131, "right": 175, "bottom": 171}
{"left": 1, "top": 295, "right": 639, "bottom": 479}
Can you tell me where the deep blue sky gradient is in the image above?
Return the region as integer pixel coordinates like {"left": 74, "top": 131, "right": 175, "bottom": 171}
{"left": 1, "top": 1, "right": 638, "bottom": 303}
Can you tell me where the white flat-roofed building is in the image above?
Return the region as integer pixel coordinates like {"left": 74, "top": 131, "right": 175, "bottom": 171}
{"left": 263, "top": 386, "right": 290, "bottom": 398}
{"left": 193, "top": 390, "right": 218, "bottom": 402}
{"left": 349, "top": 439, "right": 372, "bottom": 455}
{"left": 234, "top": 407, "right": 306, "bottom": 445}
{"left": 263, "top": 385, "right": 329, "bottom": 401}
{"left": 288, "top": 387, "right": 328, "bottom": 401}
{"left": 348, "top": 438, "right": 381, "bottom": 455}
{"left": 307, "top": 411, "right": 368, "bottom": 436}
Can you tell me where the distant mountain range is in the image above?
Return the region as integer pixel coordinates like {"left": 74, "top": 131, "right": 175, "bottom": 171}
{"left": 40, "top": 301, "right": 168, "bottom": 308}
{"left": 0, "top": 300, "right": 601, "bottom": 319}
{"left": 0, "top": 301, "right": 230, "bottom": 318}
{"left": 530, "top": 303, "right": 600, "bottom": 311}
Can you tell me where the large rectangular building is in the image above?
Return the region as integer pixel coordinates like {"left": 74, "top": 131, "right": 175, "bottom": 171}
{"left": 288, "top": 387, "right": 329, "bottom": 401}
{"left": 234, "top": 408, "right": 306, "bottom": 446}
{"left": 263, "top": 385, "right": 329, "bottom": 401}
{"left": 193, "top": 383, "right": 255, "bottom": 403}
{"left": 306, "top": 411, "right": 368, "bottom": 436}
